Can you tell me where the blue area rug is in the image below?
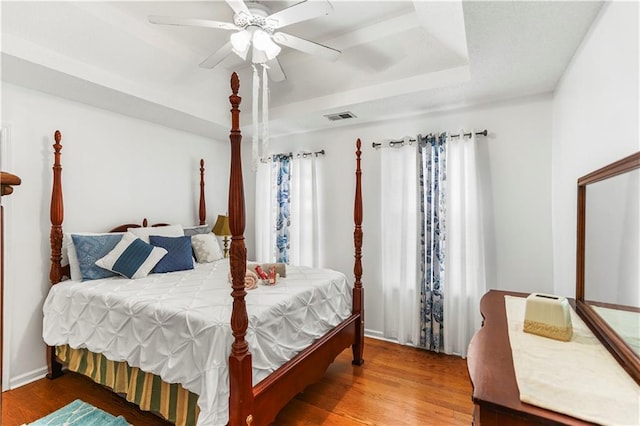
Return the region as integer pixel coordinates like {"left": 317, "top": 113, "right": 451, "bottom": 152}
{"left": 25, "top": 399, "right": 130, "bottom": 425}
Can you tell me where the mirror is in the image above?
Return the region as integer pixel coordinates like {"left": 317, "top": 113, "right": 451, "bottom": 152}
{"left": 576, "top": 151, "right": 640, "bottom": 385}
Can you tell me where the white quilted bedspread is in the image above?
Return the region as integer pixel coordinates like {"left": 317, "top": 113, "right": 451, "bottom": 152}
{"left": 43, "top": 259, "right": 353, "bottom": 426}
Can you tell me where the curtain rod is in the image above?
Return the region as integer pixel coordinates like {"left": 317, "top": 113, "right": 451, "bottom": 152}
{"left": 260, "top": 149, "right": 326, "bottom": 163}
{"left": 372, "top": 129, "right": 488, "bottom": 148}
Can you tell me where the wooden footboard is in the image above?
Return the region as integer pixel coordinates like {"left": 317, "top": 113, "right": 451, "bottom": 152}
{"left": 252, "top": 314, "right": 359, "bottom": 425}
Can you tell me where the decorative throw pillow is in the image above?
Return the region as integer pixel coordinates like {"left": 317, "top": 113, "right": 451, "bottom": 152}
{"left": 183, "top": 224, "right": 210, "bottom": 237}
{"left": 191, "top": 233, "right": 224, "bottom": 263}
{"left": 95, "top": 232, "right": 167, "bottom": 279}
{"left": 71, "top": 233, "right": 124, "bottom": 281}
{"left": 149, "top": 235, "right": 194, "bottom": 273}
{"left": 127, "top": 224, "right": 184, "bottom": 243}
{"left": 247, "top": 262, "right": 287, "bottom": 278}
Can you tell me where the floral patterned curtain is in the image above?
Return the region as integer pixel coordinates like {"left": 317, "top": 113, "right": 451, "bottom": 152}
{"left": 274, "top": 155, "right": 291, "bottom": 263}
{"left": 418, "top": 133, "right": 447, "bottom": 352}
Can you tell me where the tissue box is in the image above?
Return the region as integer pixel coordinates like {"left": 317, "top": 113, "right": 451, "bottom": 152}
{"left": 523, "top": 293, "right": 573, "bottom": 341}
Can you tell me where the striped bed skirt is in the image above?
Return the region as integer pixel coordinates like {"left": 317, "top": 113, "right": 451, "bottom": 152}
{"left": 56, "top": 345, "right": 200, "bottom": 425}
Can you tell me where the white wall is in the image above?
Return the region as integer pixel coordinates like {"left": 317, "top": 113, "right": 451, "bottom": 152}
{"left": 1, "top": 82, "right": 230, "bottom": 389}
{"left": 264, "top": 94, "right": 554, "bottom": 337}
{"left": 551, "top": 1, "right": 639, "bottom": 297}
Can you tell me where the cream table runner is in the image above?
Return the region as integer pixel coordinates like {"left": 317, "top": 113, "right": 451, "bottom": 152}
{"left": 505, "top": 295, "right": 640, "bottom": 425}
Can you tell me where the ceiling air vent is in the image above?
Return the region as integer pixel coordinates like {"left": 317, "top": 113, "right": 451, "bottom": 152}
{"left": 324, "top": 111, "right": 357, "bottom": 121}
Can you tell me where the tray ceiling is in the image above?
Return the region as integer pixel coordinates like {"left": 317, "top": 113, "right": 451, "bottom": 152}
{"left": 1, "top": 1, "right": 603, "bottom": 140}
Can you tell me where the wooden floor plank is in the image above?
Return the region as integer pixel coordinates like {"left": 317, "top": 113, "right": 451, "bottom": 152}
{"left": 2, "top": 338, "right": 473, "bottom": 425}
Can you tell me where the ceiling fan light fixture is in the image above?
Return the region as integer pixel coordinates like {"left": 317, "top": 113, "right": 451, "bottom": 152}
{"left": 252, "top": 29, "right": 281, "bottom": 61}
{"left": 150, "top": 0, "right": 340, "bottom": 77}
{"left": 230, "top": 29, "right": 251, "bottom": 59}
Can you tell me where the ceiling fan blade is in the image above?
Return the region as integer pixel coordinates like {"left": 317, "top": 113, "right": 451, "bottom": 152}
{"left": 225, "top": 0, "right": 251, "bottom": 17}
{"left": 265, "top": 58, "right": 286, "bottom": 82}
{"left": 272, "top": 32, "right": 341, "bottom": 61}
{"left": 267, "top": 0, "right": 333, "bottom": 29}
{"left": 199, "top": 42, "right": 234, "bottom": 69}
{"left": 149, "top": 15, "right": 238, "bottom": 31}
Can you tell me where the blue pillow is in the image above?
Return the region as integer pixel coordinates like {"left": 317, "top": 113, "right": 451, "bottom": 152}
{"left": 71, "top": 234, "right": 123, "bottom": 281}
{"left": 95, "top": 232, "right": 167, "bottom": 279}
{"left": 149, "top": 235, "right": 194, "bottom": 273}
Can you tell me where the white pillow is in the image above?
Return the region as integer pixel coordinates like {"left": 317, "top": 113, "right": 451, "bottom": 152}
{"left": 95, "top": 232, "right": 167, "bottom": 279}
{"left": 63, "top": 233, "right": 80, "bottom": 281}
{"left": 191, "top": 233, "right": 224, "bottom": 263}
{"left": 64, "top": 232, "right": 125, "bottom": 281}
{"left": 127, "top": 224, "right": 184, "bottom": 243}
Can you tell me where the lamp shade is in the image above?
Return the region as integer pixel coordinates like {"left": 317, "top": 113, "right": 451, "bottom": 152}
{"left": 212, "top": 215, "right": 231, "bottom": 236}
{"left": 252, "top": 28, "right": 281, "bottom": 60}
{"left": 230, "top": 30, "right": 251, "bottom": 60}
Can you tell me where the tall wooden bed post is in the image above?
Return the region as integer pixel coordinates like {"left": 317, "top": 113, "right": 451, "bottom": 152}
{"left": 47, "top": 130, "right": 64, "bottom": 379}
{"left": 199, "top": 159, "right": 206, "bottom": 226}
{"left": 227, "top": 72, "right": 254, "bottom": 425}
{"left": 352, "top": 138, "right": 364, "bottom": 365}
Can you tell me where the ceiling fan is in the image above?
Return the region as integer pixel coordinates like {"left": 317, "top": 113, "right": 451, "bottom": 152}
{"left": 149, "top": 0, "right": 341, "bottom": 82}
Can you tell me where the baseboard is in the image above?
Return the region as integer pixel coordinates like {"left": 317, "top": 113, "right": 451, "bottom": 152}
{"left": 364, "top": 328, "right": 385, "bottom": 340}
{"left": 364, "top": 330, "right": 406, "bottom": 345}
{"left": 8, "top": 366, "right": 48, "bottom": 390}
{"left": 364, "top": 329, "right": 424, "bottom": 348}
{"left": 364, "top": 329, "right": 464, "bottom": 357}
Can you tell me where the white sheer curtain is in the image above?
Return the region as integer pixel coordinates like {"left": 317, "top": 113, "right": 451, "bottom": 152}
{"left": 444, "top": 131, "right": 487, "bottom": 357}
{"left": 380, "top": 142, "right": 420, "bottom": 345}
{"left": 255, "top": 161, "right": 277, "bottom": 262}
{"left": 289, "top": 156, "right": 321, "bottom": 267}
{"left": 255, "top": 155, "right": 322, "bottom": 266}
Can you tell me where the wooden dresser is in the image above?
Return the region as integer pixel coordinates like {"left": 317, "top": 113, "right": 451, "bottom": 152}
{"left": 466, "top": 290, "right": 593, "bottom": 425}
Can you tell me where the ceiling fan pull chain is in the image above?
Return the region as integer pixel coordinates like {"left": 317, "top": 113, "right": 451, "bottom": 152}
{"left": 252, "top": 64, "right": 260, "bottom": 171}
{"left": 262, "top": 63, "right": 270, "bottom": 162}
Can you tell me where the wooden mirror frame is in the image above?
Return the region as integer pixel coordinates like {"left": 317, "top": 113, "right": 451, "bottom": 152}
{"left": 575, "top": 151, "right": 640, "bottom": 385}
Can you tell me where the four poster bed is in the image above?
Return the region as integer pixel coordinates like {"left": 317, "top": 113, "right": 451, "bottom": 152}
{"left": 43, "top": 72, "right": 365, "bottom": 426}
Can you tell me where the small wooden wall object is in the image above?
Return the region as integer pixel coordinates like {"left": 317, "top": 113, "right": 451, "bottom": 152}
{"left": 1, "top": 172, "right": 21, "bottom": 196}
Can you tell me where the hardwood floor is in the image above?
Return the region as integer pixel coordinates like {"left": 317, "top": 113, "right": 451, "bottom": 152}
{"left": 2, "top": 338, "right": 473, "bottom": 425}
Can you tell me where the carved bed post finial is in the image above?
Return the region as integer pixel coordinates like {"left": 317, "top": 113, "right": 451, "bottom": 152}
{"left": 50, "top": 130, "right": 64, "bottom": 285}
{"left": 352, "top": 138, "right": 365, "bottom": 365}
{"left": 199, "top": 159, "right": 206, "bottom": 226}
{"left": 227, "top": 72, "right": 254, "bottom": 425}
{"left": 231, "top": 71, "right": 240, "bottom": 94}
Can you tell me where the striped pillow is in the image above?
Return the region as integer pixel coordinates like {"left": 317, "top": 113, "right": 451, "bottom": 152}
{"left": 95, "top": 232, "right": 167, "bottom": 279}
